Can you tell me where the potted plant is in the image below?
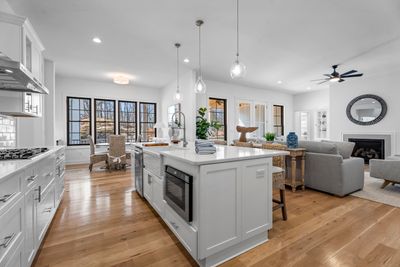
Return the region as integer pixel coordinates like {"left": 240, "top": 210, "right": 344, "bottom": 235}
{"left": 196, "top": 107, "right": 221, "bottom": 140}
{"left": 264, "top": 132, "right": 276, "bottom": 143}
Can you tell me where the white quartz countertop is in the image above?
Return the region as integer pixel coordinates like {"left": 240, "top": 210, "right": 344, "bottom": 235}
{"left": 159, "top": 144, "right": 289, "bottom": 165}
{"left": 0, "top": 146, "right": 64, "bottom": 181}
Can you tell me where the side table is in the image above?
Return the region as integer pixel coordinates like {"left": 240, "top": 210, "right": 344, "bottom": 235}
{"left": 285, "top": 148, "right": 306, "bottom": 192}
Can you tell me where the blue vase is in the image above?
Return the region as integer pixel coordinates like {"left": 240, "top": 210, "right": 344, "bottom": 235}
{"left": 287, "top": 132, "right": 298, "bottom": 149}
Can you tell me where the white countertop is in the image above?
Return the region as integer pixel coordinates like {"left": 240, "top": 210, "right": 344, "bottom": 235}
{"left": 0, "top": 146, "right": 64, "bottom": 180}
{"left": 159, "top": 144, "right": 289, "bottom": 165}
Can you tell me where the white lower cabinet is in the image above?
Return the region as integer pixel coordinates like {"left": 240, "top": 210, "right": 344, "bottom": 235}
{"left": 143, "top": 170, "right": 153, "bottom": 202}
{"left": 151, "top": 175, "right": 164, "bottom": 217}
{"left": 0, "top": 147, "right": 65, "bottom": 267}
{"left": 24, "top": 188, "right": 37, "bottom": 267}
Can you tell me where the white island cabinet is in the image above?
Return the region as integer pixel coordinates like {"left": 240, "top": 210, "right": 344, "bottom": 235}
{"left": 137, "top": 143, "right": 287, "bottom": 267}
{"left": 0, "top": 146, "right": 65, "bottom": 267}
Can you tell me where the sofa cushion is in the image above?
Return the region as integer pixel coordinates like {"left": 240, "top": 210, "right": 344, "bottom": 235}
{"left": 298, "top": 140, "right": 338, "bottom": 155}
{"left": 322, "top": 140, "right": 355, "bottom": 159}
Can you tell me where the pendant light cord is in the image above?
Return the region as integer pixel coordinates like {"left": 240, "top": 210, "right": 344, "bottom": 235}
{"left": 236, "top": 0, "right": 239, "bottom": 59}
{"left": 176, "top": 45, "right": 180, "bottom": 92}
{"left": 198, "top": 24, "right": 202, "bottom": 77}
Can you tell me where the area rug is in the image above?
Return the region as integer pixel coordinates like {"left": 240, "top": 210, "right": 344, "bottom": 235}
{"left": 351, "top": 172, "right": 400, "bottom": 208}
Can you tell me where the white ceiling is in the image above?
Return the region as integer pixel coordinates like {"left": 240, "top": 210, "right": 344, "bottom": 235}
{"left": 7, "top": 0, "right": 400, "bottom": 93}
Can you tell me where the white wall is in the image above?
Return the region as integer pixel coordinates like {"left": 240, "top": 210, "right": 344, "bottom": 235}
{"left": 294, "top": 89, "right": 329, "bottom": 112}
{"left": 200, "top": 79, "right": 294, "bottom": 143}
{"left": 56, "top": 76, "right": 161, "bottom": 164}
{"left": 0, "top": 0, "right": 13, "bottom": 13}
{"left": 329, "top": 74, "right": 400, "bottom": 155}
{"left": 160, "top": 70, "right": 197, "bottom": 141}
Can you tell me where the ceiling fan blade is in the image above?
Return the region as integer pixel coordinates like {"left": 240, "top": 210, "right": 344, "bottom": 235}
{"left": 323, "top": 74, "right": 332, "bottom": 77}
{"left": 340, "top": 70, "right": 357, "bottom": 76}
{"left": 318, "top": 80, "right": 329, "bottom": 85}
{"left": 339, "top": 79, "right": 345, "bottom": 83}
{"left": 341, "top": 73, "right": 363, "bottom": 78}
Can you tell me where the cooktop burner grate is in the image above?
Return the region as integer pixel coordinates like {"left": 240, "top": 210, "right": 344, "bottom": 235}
{"left": 0, "top": 147, "right": 48, "bottom": 160}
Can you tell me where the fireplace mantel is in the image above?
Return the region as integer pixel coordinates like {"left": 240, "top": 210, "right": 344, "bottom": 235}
{"left": 341, "top": 132, "right": 395, "bottom": 158}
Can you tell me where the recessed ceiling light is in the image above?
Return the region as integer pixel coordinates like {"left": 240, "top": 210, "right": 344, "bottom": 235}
{"left": 183, "top": 58, "right": 190, "bottom": 63}
{"left": 306, "top": 86, "right": 311, "bottom": 90}
{"left": 92, "top": 37, "right": 102, "bottom": 44}
{"left": 113, "top": 75, "right": 130, "bottom": 85}
{"left": 277, "top": 80, "right": 282, "bottom": 84}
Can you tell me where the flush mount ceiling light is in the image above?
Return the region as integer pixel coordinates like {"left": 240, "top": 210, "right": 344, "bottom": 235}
{"left": 113, "top": 75, "right": 130, "bottom": 85}
{"left": 183, "top": 58, "right": 190, "bottom": 63}
{"left": 194, "top": 20, "right": 206, "bottom": 94}
{"left": 277, "top": 80, "right": 282, "bottom": 84}
{"left": 174, "top": 43, "right": 183, "bottom": 102}
{"left": 92, "top": 37, "right": 102, "bottom": 44}
{"left": 230, "top": 0, "right": 246, "bottom": 79}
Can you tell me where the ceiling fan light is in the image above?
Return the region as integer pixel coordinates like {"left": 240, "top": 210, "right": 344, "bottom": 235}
{"left": 230, "top": 60, "right": 247, "bottom": 79}
{"left": 330, "top": 77, "right": 340, "bottom": 83}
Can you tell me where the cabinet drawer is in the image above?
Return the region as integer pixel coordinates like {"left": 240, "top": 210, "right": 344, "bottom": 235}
{"left": 36, "top": 184, "right": 55, "bottom": 243}
{"left": 37, "top": 158, "right": 56, "bottom": 193}
{"left": 23, "top": 167, "right": 38, "bottom": 191}
{"left": 164, "top": 204, "right": 197, "bottom": 259}
{"left": 2, "top": 237, "right": 23, "bottom": 267}
{"left": 143, "top": 152, "right": 162, "bottom": 177}
{"left": 0, "top": 196, "right": 23, "bottom": 263}
{"left": 0, "top": 172, "right": 22, "bottom": 215}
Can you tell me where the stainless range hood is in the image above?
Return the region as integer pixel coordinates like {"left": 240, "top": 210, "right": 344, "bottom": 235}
{"left": 0, "top": 55, "right": 49, "bottom": 95}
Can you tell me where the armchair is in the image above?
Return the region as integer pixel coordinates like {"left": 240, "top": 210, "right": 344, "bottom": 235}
{"left": 370, "top": 156, "right": 400, "bottom": 188}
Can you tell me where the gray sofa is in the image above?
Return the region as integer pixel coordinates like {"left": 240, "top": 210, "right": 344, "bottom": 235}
{"left": 298, "top": 140, "right": 364, "bottom": 197}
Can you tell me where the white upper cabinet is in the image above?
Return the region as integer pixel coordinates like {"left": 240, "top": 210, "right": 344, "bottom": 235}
{"left": 0, "top": 11, "right": 45, "bottom": 84}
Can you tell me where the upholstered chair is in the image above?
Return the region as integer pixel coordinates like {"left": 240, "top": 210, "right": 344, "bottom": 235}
{"left": 88, "top": 135, "right": 107, "bottom": 171}
{"left": 107, "top": 135, "right": 127, "bottom": 170}
{"left": 262, "top": 143, "right": 288, "bottom": 221}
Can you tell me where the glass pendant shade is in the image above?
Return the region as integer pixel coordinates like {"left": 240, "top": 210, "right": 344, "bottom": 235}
{"left": 194, "top": 77, "right": 206, "bottom": 94}
{"left": 174, "top": 90, "right": 183, "bottom": 102}
{"left": 230, "top": 60, "right": 247, "bottom": 79}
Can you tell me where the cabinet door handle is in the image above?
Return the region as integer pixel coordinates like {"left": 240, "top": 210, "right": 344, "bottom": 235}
{"left": 0, "top": 233, "right": 15, "bottom": 248}
{"left": 44, "top": 207, "right": 52, "bottom": 213}
{"left": 35, "top": 186, "right": 41, "bottom": 202}
{"left": 27, "top": 174, "right": 38, "bottom": 182}
{"left": 148, "top": 175, "right": 152, "bottom": 184}
{"left": 0, "top": 192, "right": 16, "bottom": 203}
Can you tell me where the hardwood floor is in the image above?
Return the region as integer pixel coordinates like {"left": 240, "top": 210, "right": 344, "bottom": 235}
{"left": 33, "top": 164, "right": 400, "bottom": 267}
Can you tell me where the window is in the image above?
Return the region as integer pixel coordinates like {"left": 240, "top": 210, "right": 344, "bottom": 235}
{"left": 139, "top": 102, "right": 156, "bottom": 142}
{"left": 67, "top": 97, "right": 91, "bottom": 145}
{"left": 273, "top": 105, "right": 284, "bottom": 136}
{"left": 209, "top": 98, "right": 227, "bottom": 141}
{"left": 95, "top": 99, "right": 116, "bottom": 144}
{"left": 237, "top": 100, "right": 268, "bottom": 139}
{"left": 0, "top": 115, "right": 16, "bottom": 148}
{"left": 118, "top": 101, "right": 137, "bottom": 142}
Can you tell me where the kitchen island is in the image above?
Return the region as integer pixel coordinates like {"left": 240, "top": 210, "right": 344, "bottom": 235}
{"left": 137, "top": 143, "right": 288, "bottom": 267}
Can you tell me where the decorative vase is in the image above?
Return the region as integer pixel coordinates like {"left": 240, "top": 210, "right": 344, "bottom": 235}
{"left": 286, "top": 132, "right": 298, "bottom": 149}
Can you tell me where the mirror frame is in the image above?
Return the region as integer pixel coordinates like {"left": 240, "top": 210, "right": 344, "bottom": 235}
{"left": 346, "top": 94, "right": 387, "bottom": 126}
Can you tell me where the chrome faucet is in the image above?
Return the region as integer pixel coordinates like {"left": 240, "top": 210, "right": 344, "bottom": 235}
{"left": 171, "top": 111, "right": 188, "bottom": 147}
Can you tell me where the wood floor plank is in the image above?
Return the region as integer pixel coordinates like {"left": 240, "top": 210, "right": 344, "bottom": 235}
{"left": 33, "top": 164, "right": 400, "bottom": 267}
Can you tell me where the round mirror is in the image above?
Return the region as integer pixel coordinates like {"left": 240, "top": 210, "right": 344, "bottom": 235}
{"left": 346, "top": 94, "right": 387, "bottom": 125}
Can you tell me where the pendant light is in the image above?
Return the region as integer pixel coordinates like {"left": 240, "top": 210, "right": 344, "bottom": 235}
{"left": 174, "top": 43, "right": 183, "bottom": 102}
{"left": 230, "top": 0, "right": 246, "bottom": 79}
{"left": 194, "top": 20, "right": 206, "bottom": 94}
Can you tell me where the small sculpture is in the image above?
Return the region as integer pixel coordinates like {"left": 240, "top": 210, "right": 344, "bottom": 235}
{"left": 236, "top": 126, "right": 258, "bottom": 142}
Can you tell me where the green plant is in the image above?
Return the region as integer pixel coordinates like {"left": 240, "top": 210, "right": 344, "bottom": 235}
{"left": 264, "top": 132, "right": 276, "bottom": 142}
{"left": 196, "top": 107, "right": 221, "bottom": 139}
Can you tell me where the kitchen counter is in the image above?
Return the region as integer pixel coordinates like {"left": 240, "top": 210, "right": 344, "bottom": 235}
{"left": 0, "top": 146, "right": 64, "bottom": 180}
{"left": 160, "top": 144, "right": 288, "bottom": 165}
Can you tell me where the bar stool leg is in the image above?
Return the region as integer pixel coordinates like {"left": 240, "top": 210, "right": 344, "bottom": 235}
{"left": 280, "top": 189, "right": 288, "bottom": 221}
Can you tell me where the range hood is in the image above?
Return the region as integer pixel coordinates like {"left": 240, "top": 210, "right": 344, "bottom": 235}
{"left": 0, "top": 55, "right": 49, "bottom": 94}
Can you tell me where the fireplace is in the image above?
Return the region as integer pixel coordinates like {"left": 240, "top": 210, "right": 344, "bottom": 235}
{"left": 348, "top": 138, "right": 385, "bottom": 164}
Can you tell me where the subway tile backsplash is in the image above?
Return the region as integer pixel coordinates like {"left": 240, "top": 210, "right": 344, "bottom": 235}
{"left": 0, "top": 115, "right": 16, "bottom": 148}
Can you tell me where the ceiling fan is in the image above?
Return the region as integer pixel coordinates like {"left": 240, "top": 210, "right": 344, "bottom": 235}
{"left": 312, "top": 65, "right": 363, "bottom": 84}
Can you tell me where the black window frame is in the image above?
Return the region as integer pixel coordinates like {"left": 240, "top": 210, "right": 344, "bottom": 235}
{"left": 208, "top": 97, "right": 227, "bottom": 141}
{"left": 94, "top": 98, "right": 116, "bottom": 144}
{"left": 66, "top": 96, "right": 92, "bottom": 146}
{"left": 118, "top": 100, "right": 138, "bottom": 143}
{"left": 139, "top": 102, "right": 157, "bottom": 142}
{"left": 273, "top": 105, "right": 284, "bottom": 136}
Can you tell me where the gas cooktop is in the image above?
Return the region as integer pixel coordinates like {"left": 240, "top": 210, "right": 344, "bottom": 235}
{"left": 0, "top": 147, "right": 49, "bottom": 160}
